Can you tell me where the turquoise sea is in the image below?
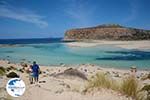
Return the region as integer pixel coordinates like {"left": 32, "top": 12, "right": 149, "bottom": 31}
{"left": 0, "top": 38, "right": 150, "bottom": 69}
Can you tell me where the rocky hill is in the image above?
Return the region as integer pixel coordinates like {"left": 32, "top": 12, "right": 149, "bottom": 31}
{"left": 64, "top": 24, "right": 150, "bottom": 41}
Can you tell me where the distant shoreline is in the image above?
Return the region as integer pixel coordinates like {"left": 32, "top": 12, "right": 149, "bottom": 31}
{"left": 65, "top": 40, "right": 150, "bottom": 50}
{"left": 1, "top": 40, "right": 150, "bottom": 50}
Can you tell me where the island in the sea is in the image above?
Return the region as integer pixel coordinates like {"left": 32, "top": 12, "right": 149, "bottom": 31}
{"left": 64, "top": 24, "right": 150, "bottom": 41}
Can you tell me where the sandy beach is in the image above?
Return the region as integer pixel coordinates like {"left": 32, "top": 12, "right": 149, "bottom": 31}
{"left": 65, "top": 40, "right": 150, "bottom": 51}
{"left": 0, "top": 60, "right": 149, "bottom": 100}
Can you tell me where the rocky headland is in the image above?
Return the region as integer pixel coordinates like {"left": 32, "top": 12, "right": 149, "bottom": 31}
{"left": 64, "top": 24, "right": 150, "bottom": 41}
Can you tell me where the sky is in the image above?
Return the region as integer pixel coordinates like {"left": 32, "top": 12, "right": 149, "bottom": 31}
{"left": 0, "top": 0, "right": 149, "bottom": 39}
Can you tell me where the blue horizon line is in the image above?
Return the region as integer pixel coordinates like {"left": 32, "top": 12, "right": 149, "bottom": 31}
{"left": 0, "top": 37, "right": 64, "bottom": 40}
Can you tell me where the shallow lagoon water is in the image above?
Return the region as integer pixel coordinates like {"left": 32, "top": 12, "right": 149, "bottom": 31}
{"left": 0, "top": 43, "right": 150, "bottom": 69}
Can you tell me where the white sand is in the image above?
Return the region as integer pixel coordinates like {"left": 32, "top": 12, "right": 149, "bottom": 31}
{"left": 65, "top": 40, "right": 150, "bottom": 50}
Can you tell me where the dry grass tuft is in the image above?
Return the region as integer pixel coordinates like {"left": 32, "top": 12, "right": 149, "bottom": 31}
{"left": 120, "top": 76, "right": 139, "bottom": 98}
{"left": 84, "top": 72, "right": 146, "bottom": 100}
{"left": 86, "top": 73, "right": 118, "bottom": 90}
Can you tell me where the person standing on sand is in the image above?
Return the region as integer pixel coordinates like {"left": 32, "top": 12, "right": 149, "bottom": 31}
{"left": 28, "top": 65, "right": 33, "bottom": 84}
{"left": 32, "top": 61, "right": 40, "bottom": 83}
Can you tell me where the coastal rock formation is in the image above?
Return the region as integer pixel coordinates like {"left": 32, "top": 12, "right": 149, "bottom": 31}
{"left": 55, "top": 68, "right": 88, "bottom": 80}
{"left": 6, "top": 71, "right": 19, "bottom": 78}
{"left": 64, "top": 24, "right": 150, "bottom": 40}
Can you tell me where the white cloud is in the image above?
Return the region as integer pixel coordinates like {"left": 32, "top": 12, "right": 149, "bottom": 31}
{"left": 0, "top": 2, "right": 48, "bottom": 28}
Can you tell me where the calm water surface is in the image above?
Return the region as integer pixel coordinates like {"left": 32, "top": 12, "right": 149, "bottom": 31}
{"left": 0, "top": 41, "right": 150, "bottom": 69}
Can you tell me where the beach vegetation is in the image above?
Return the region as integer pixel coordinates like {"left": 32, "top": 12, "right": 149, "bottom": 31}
{"left": 0, "top": 66, "right": 6, "bottom": 76}
{"left": 6, "top": 71, "right": 19, "bottom": 78}
{"left": 120, "top": 76, "right": 139, "bottom": 99}
{"left": 85, "top": 72, "right": 147, "bottom": 100}
{"left": 141, "top": 73, "right": 150, "bottom": 80}
{"left": 137, "top": 84, "right": 150, "bottom": 100}
{"left": 85, "top": 73, "right": 118, "bottom": 90}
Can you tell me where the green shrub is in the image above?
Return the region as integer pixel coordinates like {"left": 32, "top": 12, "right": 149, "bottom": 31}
{"left": 6, "top": 72, "right": 19, "bottom": 78}
{"left": 0, "top": 66, "right": 6, "bottom": 76}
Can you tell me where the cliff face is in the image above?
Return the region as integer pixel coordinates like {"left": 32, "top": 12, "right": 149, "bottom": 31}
{"left": 64, "top": 24, "right": 150, "bottom": 40}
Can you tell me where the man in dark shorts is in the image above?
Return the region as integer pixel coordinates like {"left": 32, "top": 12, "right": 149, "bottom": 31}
{"left": 32, "top": 61, "right": 40, "bottom": 83}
